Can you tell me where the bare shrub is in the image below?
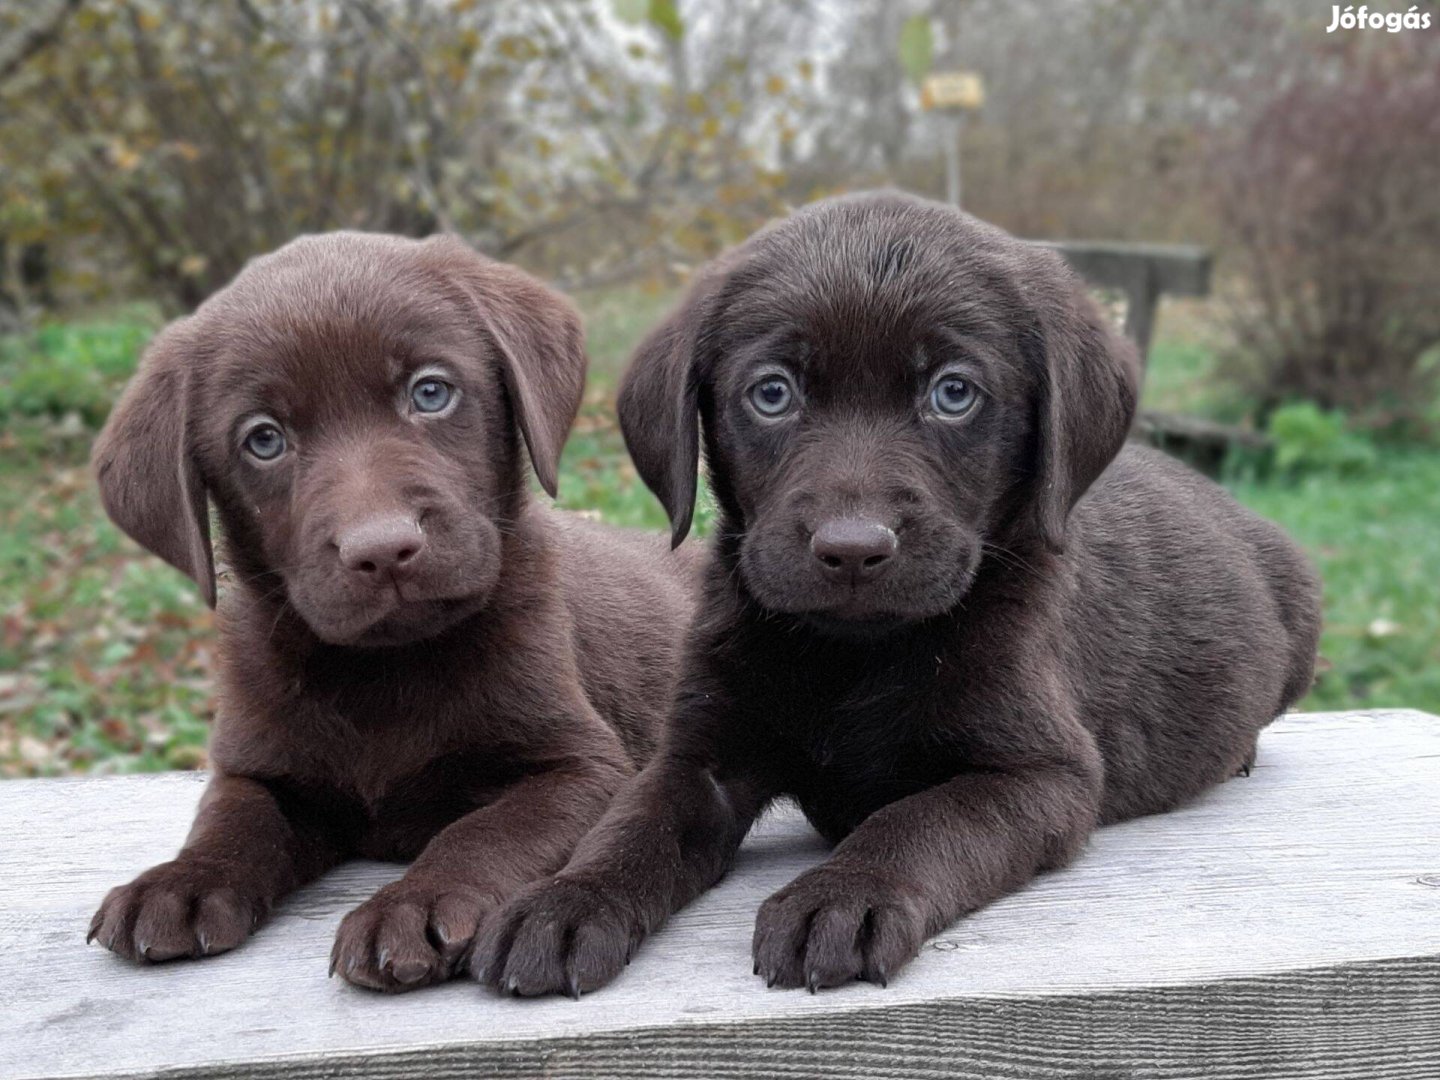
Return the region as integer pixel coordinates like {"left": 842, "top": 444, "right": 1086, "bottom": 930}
{"left": 1213, "top": 65, "right": 1440, "bottom": 434}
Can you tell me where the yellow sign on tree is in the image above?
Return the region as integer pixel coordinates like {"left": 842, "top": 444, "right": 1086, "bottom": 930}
{"left": 921, "top": 72, "right": 985, "bottom": 112}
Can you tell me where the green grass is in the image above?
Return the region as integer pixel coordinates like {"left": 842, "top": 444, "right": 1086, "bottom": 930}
{"left": 1, "top": 294, "right": 1437, "bottom": 775}
{"left": 1230, "top": 455, "right": 1440, "bottom": 711}
{"left": 0, "top": 453, "right": 214, "bottom": 775}
{"left": 1140, "top": 309, "right": 1250, "bottom": 423}
{"left": 572, "top": 283, "right": 679, "bottom": 384}
{"left": 0, "top": 314, "right": 160, "bottom": 428}
{"left": 1144, "top": 339, "right": 1225, "bottom": 415}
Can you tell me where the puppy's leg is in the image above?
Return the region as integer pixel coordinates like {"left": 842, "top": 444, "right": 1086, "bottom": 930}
{"left": 332, "top": 749, "right": 631, "bottom": 993}
{"left": 754, "top": 758, "right": 1102, "bottom": 991}
{"left": 88, "top": 774, "right": 343, "bottom": 962}
{"left": 471, "top": 752, "right": 772, "bottom": 998}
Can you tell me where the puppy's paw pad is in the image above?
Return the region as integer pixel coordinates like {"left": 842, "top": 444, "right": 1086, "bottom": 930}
{"left": 88, "top": 862, "right": 257, "bottom": 963}
{"left": 332, "top": 883, "right": 496, "bottom": 993}
{"left": 471, "top": 877, "right": 637, "bottom": 998}
{"left": 427, "top": 889, "right": 500, "bottom": 964}
{"left": 752, "top": 868, "right": 927, "bottom": 992}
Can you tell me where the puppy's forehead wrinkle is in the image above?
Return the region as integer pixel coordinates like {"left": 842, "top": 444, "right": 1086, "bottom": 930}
{"left": 871, "top": 236, "right": 916, "bottom": 285}
{"left": 727, "top": 254, "right": 1026, "bottom": 382}
{"left": 215, "top": 235, "right": 472, "bottom": 363}
{"left": 202, "top": 302, "right": 478, "bottom": 434}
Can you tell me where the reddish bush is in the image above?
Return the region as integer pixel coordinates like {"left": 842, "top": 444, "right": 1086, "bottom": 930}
{"left": 1214, "top": 65, "right": 1440, "bottom": 433}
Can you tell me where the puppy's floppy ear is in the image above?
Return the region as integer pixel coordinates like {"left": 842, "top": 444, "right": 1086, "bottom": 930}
{"left": 92, "top": 318, "right": 216, "bottom": 608}
{"left": 440, "top": 237, "right": 586, "bottom": 498}
{"left": 1027, "top": 255, "right": 1141, "bottom": 554}
{"left": 617, "top": 262, "right": 729, "bottom": 548}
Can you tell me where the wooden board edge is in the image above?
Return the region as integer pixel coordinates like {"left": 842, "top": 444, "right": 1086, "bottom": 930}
{"left": 45, "top": 954, "right": 1440, "bottom": 1080}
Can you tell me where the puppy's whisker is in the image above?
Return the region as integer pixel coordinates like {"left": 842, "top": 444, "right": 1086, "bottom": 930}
{"left": 981, "top": 542, "right": 1040, "bottom": 578}
{"left": 263, "top": 597, "right": 296, "bottom": 647}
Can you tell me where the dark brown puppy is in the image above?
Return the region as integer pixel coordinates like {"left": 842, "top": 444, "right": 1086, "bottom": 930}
{"left": 473, "top": 191, "right": 1321, "bottom": 996}
{"left": 86, "top": 232, "right": 696, "bottom": 991}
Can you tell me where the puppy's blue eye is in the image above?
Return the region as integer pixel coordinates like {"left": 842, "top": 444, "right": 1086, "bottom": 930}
{"left": 749, "top": 376, "right": 795, "bottom": 418}
{"left": 243, "top": 423, "right": 286, "bottom": 461}
{"left": 411, "top": 378, "right": 454, "bottom": 414}
{"left": 930, "top": 376, "right": 978, "bottom": 417}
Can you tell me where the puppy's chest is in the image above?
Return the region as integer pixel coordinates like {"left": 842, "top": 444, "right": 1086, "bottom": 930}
{"left": 286, "top": 717, "right": 535, "bottom": 861}
{"left": 266, "top": 746, "right": 529, "bottom": 862}
{"left": 766, "top": 666, "right": 964, "bottom": 843}
{"left": 219, "top": 658, "right": 527, "bottom": 854}
{"left": 319, "top": 675, "right": 523, "bottom": 794}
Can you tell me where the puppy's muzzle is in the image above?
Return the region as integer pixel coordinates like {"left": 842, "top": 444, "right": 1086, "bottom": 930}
{"left": 336, "top": 513, "right": 426, "bottom": 585}
{"left": 810, "top": 518, "right": 897, "bottom": 586}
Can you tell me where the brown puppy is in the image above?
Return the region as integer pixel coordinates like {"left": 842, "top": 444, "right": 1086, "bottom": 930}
{"left": 473, "top": 191, "right": 1322, "bottom": 996}
{"left": 86, "top": 233, "right": 696, "bottom": 992}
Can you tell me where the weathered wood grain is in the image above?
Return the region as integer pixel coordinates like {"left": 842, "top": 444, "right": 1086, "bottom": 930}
{"left": 1, "top": 709, "right": 1437, "bottom": 1080}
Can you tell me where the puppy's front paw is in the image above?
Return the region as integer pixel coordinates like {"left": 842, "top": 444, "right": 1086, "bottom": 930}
{"left": 331, "top": 881, "right": 497, "bottom": 993}
{"left": 753, "top": 866, "right": 929, "bottom": 991}
{"left": 88, "top": 860, "right": 259, "bottom": 963}
{"left": 470, "top": 877, "right": 641, "bottom": 998}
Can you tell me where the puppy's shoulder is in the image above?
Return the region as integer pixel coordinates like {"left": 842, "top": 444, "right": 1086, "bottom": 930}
{"left": 542, "top": 506, "right": 704, "bottom": 598}
{"left": 1081, "top": 443, "right": 1294, "bottom": 549}
{"left": 1066, "top": 444, "right": 1316, "bottom": 626}
{"left": 1086, "top": 442, "right": 1222, "bottom": 508}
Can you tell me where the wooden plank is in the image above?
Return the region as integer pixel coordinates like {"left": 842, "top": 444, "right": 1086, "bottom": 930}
{"left": 1039, "top": 239, "right": 1213, "bottom": 297}
{"left": 1033, "top": 240, "right": 1211, "bottom": 359}
{"left": 1132, "top": 410, "right": 1271, "bottom": 478}
{"left": 1, "top": 709, "right": 1438, "bottom": 1080}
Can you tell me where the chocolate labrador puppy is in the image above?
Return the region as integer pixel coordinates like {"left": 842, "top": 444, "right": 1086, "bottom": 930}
{"left": 86, "top": 232, "right": 696, "bottom": 991}
{"left": 473, "top": 191, "right": 1321, "bottom": 996}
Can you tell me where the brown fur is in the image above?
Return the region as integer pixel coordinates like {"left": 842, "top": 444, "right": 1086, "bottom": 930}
{"left": 86, "top": 232, "right": 697, "bottom": 992}
{"left": 472, "top": 191, "right": 1322, "bottom": 996}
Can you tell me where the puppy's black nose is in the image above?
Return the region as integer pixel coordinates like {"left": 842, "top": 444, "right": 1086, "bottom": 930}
{"left": 810, "top": 518, "right": 897, "bottom": 585}
{"left": 337, "top": 515, "right": 425, "bottom": 582}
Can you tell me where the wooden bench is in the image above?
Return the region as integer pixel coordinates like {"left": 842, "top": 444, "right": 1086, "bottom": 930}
{"left": 3, "top": 709, "right": 1437, "bottom": 1079}
{"left": 1039, "top": 239, "right": 1212, "bottom": 361}
{"left": 1038, "top": 239, "right": 1270, "bottom": 476}
{"left": 1133, "top": 410, "right": 1271, "bottom": 477}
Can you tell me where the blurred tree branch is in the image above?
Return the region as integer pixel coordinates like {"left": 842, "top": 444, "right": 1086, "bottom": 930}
{"left": 1, "top": 0, "right": 807, "bottom": 308}
{"left": 0, "top": 0, "right": 80, "bottom": 86}
{"left": 19, "top": 0, "right": 1425, "bottom": 312}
